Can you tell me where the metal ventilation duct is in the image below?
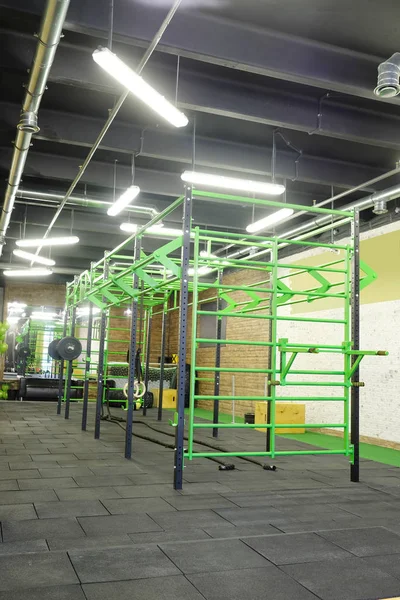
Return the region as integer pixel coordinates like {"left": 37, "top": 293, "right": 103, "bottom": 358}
{"left": 0, "top": 0, "right": 70, "bottom": 256}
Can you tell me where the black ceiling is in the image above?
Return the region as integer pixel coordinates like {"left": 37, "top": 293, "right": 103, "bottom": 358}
{"left": 0, "top": 0, "right": 400, "bottom": 281}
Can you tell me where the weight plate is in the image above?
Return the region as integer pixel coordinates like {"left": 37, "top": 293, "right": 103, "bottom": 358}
{"left": 56, "top": 336, "right": 82, "bottom": 361}
{"left": 48, "top": 338, "right": 62, "bottom": 360}
{"left": 16, "top": 342, "right": 30, "bottom": 358}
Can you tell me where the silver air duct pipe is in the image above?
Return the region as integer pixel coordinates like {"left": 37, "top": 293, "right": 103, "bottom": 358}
{"left": 0, "top": 0, "right": 70, "bottom": 256}
{"left": 374, "top": 52, "right": 400, "bottom": 98}
{"left": 228, "top": 181, "right": 400, "bottom": 263}
{"left": 16, "top": 189, "right": 159, "bottom": 218}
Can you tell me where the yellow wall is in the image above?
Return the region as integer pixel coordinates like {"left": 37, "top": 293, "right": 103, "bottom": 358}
{"left": 290, "top": 228, "right": 400, "bottom": 314}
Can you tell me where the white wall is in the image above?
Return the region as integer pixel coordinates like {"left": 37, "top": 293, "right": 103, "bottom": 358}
{"left": 277, "top": 221, "right": 400, "bottom": 444}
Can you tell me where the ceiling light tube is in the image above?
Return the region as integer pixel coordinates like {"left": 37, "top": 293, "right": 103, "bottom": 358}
{"left": 108, "top": 186, "right": 141, "bottom": 217}
{"left": 246, "top": 208, "right": 294, "bottom": 233}
{"left": 13, "top": 249, "right": 55, "bottom": 266}
{"left": 181, "top": 171, "right": 285, "bottom": 196}
{"left": 31, "top": 311, "right": 58, "bottom": 319}
{"left": 15, "top": 236, "right": 79, "bottom": 248}
{"left": 93, "top": 47, "right": 189, "bottom": 128}
{"left": 3, "top": 268, "right": 53, "bottom": 277}
{"left": 120, "top": 223, "right": 181, "bottom": 236}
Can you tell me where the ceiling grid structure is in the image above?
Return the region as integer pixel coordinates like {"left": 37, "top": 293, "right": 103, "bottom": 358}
{"left": 0, "top": 0, "right": 400, "bottom": 278}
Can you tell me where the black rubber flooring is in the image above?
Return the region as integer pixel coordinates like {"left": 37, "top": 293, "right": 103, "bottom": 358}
{"left": 0, "top": 402, "right": 400, "bottom": 600}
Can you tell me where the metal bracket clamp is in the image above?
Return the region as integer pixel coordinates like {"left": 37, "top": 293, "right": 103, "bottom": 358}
{"left": 351, "top": 382, "right": 365, "bottom": 388}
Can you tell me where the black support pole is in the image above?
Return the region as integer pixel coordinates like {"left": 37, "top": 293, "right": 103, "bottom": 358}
{"left": 94, "top": 260, "right": 109, "bottom": 440}
{"left": 174, "top": 184, "right": 192, "bottom": 490}
{"left": 82, "top": 303, "right": 93, "bottom": 431}
{"left": 266, "top": 297, "right": 273, "bottom": 452}
{"left": 64, "top": 303, "right": 77, "bottom": 420}
{"left": 350, "top": 209, "right": 360, "bottom": 483}
{"left": 57, "top": 303, "right": 68, "bottom": 415}
{"left": 143, "top": 309, "right": 152, "bottom": 417}
{"left": 157, "top": 299, "right": 168, "bottom": 422}
{"left": 125, "top": 237, "right": 141, "bottom": 459}
{"left": 213, "top": 270, "right": 223, "bottom": 438}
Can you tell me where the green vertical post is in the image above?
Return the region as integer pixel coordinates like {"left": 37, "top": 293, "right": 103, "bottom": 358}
{"left": 269, "top": 238, "right": 279, "bottom": 459}
{"left": 188, "top": 228, "right": 200, "bottom": 459}
{"left": 344, "top": 247, "right": 351, "bottom": 456}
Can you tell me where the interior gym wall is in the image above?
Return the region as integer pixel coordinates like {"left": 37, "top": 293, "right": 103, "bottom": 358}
{"left": 277, "top": 220, "right": 400, "bottom": 446}
{"left": 3, "top": 282, "right": 65, "bottom": 315}
{"left": 167, "top": 269, "right": 271, "bottom": 419}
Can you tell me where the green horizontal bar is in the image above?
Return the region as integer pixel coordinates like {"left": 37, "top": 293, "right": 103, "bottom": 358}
{"left": 193, "top": 422, "right": 345, "bottom": 429}
{"left": 198, "top": 310, "right": 268, "bottom": 319}
{"left": 194, "top": 191, "right": 353, "bottom": 217}
{"left": 202, "top": 283, "right": 272, "bottom": 293}
{"left": 198, "top": 228, "right": 349, "bottom": 250}
{"left": 196, "top": 339, "right": 274, "bottom": 347}
{"left": 277, "top": 397, "right": 347, "bottom": 401}
{"left": 194, "top": 423, "right": 269, "bottom": 429}
{"left": 278, "top": 316, "right": 346, "bottom": 324}
{"left": 195, "top": 378, "right": 215, "bottom": 382}
{"left": 198, "top": 310, "right": 346, "bottom": 324}
{"left": 196, "top": 367, "right": 273, "bottom": 374}
{"left": 185, "top": 450, "right": 349, "bottom": 458}
{"left": 194, "top": 395, "right": 268, "bottom": 401}
{"left": 282, "top": 382, "right": 347, "bottom": 387}
{"left": 280, "top": 342, "right": 345, "bottom": 350}
{"left": 346, "top": 350, "right": 388, "bottom": 356}
{"left": 289, "top": 370, "right": 345, "bottom": 376}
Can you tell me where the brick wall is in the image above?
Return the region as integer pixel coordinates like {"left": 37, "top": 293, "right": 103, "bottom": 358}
{"left": 167, "top": 268, "right": 271, "bottom": 418}
{"left": 4, "top": 282, "right": 66, "bottom": 315}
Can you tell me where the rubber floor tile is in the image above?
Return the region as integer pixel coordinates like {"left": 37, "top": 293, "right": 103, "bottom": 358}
{"left": 0, "top": 503, "right": 37, "bottom": 520}
{"left": 0, "top": 585, "right": 85, "bottom": 599}
{"left": 318, "top": 526, "right": 400, "bottom": 557}
{"left": 77, "top": 514, "right": 162, "bottom": 536}
{"left": 159, "top": 538, "right": 269, "bottom": 574}
{"left": 38, "top": 497, "right": 109, "bottom": 517}
{"left": 69, "top": 544, "right": 180, "bottom": 583}
{"left": 0, "top": 539, "right": 48, "bottom": 555}
{"left": 0, "top": 552, "right": 79, "bottom": 591}
{"left": 83, "top": 575, "right": 205, "bottom": 600}
{"left": 149, "top": 509, "right": 228, "bottom": 530}
{"left": 2, "top": 517, "right": 85, "bottom": 542}
{"left": 243, "top": 532, "right": 352, "bottom": 564}
{"left": 187, "top": 566, "right": 320, "bottom": 600}
{"left": 48, "top": 534, "right": 133, "bottom": 552}
{"left": 282, "top": 557, "right": 400, "bottom": 600}
{"left": 101, "top": 497, "right": 175, "bottom": 514}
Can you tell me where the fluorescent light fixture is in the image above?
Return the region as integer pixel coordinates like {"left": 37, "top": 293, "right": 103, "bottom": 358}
{"left": 181, "top": 171, "right": 285, "bottom": 196}
{"left": 246, "top": 208, "right": 294, "bottom": 233}
{"left": 3, "top": 268, "right": 52, "bottom": 277}
{"left": 93, "top": 47, "right": 189, "bottom": 128}
{"left": 16, "top": 236, "right": 79, "bottom": 248}
{"left": 120, "top": 222, "right": 181, "bottom": 237}
{"left": 77, "top": 307, "right": 101, "bottom": 316}
{"left": 7, "top": 316, "right": 20, "bottom": 325}
{"left": 188, "top": 266, "right": 213, "bottom": 276}
{"left": 200, "top": 250, "right": 218, "bottom": 259}
{"left": 31, "top": 311, "right": 58, "bottom": 319}
{"left": 8, "top": 302, "right": 27, "bottom": 309}
{"left": 13, "top": 249, "right": 55, "bottom": 266}
{"left": 108, "top": 186, "right": 141, "bottom": 217}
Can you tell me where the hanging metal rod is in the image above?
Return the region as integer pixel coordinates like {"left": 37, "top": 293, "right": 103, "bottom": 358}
{"left": 32, "top": 0, "right": 183, "bottom": 261}
{"left": 0, "top": 0, "right": 70, "bottom": 257}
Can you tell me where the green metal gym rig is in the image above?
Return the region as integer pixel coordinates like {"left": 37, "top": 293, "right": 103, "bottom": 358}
{"left": 55, "top": 186, "right": 388, "bottom": 490}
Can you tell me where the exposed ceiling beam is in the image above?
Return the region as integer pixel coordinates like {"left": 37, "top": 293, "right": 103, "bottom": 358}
{"left": 2, "top": 31, "right": 400, "bottom": 150}
{"left": 0, "top": 141, "right": 386, "bottom": 197}
{"left": 0, "top": 0, "right": 387, "bottom": 102}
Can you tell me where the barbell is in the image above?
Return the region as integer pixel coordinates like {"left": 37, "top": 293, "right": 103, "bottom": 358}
{"left": 48, "top": 336, "right": 82, "bottom": 361}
